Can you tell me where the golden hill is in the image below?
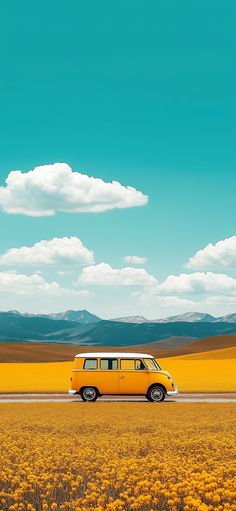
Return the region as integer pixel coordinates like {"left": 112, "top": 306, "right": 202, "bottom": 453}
{"left": 0, "top": 333, "right": 236, "bottom": 363}
{"left": 161, "top": 346, "right": 236, "bottom": 392}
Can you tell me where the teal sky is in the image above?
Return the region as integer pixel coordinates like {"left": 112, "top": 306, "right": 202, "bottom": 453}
{"left": 0, "top": 1, "right": 235, "bottom": 318}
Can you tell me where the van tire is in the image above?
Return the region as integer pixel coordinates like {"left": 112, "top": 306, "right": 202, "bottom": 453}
{"left": 81, "top": 387, "right": 98, "bottom": 402}
{"left": 147, "top": 385, "right": 165, "bottom": 402}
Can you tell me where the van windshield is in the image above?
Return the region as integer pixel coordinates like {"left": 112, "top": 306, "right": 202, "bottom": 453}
{"left": 144, "top": 358, "right": 161, "bottom": 371}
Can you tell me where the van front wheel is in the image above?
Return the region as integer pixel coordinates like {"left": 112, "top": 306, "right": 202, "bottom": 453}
{"left": 81, "top": 387, "right": 98, "bottom": 402}
{"left": 147, "top": 386, "right": 165, "bottom": 402}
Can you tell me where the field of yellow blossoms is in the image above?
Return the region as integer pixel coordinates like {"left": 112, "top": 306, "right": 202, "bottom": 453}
{"left": 0, "top": 402, "right": 235, "bottom": 511}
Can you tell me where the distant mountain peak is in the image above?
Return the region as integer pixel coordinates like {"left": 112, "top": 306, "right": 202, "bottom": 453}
{"left": 48, "top": 309, "right": 101, "bottom": 324}
{"left": 155, "top": 312, "right": 216, "bottom": 323}
{"left": 111, "top": 312, "right": 217, "bottom": 324}
{"left": 111, "top": 315, "right": 149, "bottom": 324}
{"left": 218, "top": 313, "right": 236, "bottom": 323}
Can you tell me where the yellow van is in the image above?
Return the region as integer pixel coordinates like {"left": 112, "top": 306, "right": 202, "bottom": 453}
{"left": 69, "top": 352, "right": 178, "bottom": 402}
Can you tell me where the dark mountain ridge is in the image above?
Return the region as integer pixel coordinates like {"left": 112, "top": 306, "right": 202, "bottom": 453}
{"left": 46, "top": 319, "right": 236, "bottom": 346}
{"left": 0, "top": 312, "right": 79, "bottom": 341}
{"left": 1, "top": 310, "right": 236, "bottom": 345}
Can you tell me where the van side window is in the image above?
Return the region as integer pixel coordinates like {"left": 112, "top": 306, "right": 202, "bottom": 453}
{"left": 84, "top": 359, "right": 98, "bottom": 370}
{"left": 120, "top": 359, "right": 135, "bottom": 370}
{"left": 100, "top": 359, "right": 118, "bottom": 370}
{"left": 121, "top": 359, "right": 146, "bottom": 370}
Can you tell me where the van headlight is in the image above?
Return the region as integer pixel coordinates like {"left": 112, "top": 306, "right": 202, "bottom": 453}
{"left": 167, "top": 375, "right": 174, "bottom": 387}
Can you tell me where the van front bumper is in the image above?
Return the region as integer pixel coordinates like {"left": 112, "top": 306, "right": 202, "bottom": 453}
{"left": 68, "top": 389, "right": 77, "bottom": 395}
{"left": 167, "top": 387, "right": 179, "bottom": 396}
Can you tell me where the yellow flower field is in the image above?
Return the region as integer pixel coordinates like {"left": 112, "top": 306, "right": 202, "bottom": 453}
{"left": 0, "top": 346, "right": 235, "bottom": 393}
{"left": 0, "top": 403, "right": 235, "bottom": 511}
{"left": 161, "top": 346, "right": 236, "bottom": 392}
{"left": 0, "top": 361, "right": 72, "bottom": 393}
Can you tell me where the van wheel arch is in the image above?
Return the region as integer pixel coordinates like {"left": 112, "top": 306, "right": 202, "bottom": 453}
{"left": 147, "top": 383, "right": 167, "bottom": 394}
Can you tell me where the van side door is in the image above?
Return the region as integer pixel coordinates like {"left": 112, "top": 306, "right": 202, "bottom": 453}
{"left": 98, "top": 358, "right": 119, "bottom": 394}
{"left": 118, "top": 359, "right": 149, "bottom": 394}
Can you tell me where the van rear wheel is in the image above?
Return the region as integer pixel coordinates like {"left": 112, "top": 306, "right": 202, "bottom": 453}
{"left": 147, "top": 386, "right": 165, "bottom": 402}
{"left": 81, "top": 387, "right": 98, "bottom": 402}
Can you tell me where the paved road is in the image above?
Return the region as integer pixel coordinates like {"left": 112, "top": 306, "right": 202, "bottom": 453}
{"left": 0, "top": 393, "right": 236, "bottom": 402}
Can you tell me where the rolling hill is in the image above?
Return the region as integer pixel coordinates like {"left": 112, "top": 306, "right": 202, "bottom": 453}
{"left": 0, "top": 334, "right": 236, "bottom": 363}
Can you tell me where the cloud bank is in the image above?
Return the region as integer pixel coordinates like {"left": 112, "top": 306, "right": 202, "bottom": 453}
{"left": 0, "top": 271, "right": 89, "bottom": 297}
{"left": 0, "top": 237, "right": 94, "bottom": 266}
{"left": 0, "top": 163, "right": 148, "bottom": 216}
{"left": 158, "top": 271, "right": 236, "bottom": 295}
{"left": 79, "top": 263, "right": 157, "bottom": 286}
{"left": 186, "top": 236, "right": 236, "bottom": 269}
{"left": 140, "top": 271, "right": 236, "bottom": 309}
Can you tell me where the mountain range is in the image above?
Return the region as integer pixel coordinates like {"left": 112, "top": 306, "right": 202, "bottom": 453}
{"left": 8, "top": 309, "right": 100, "bottom": 324}
{"left": 1, "top": 309, "right": 236, "bottom": 345}
{"left": 111, "top": 312, "right": 236, "bottom": 323}
{"left": 45, "top": 309, "right": 101, "bottom": 324}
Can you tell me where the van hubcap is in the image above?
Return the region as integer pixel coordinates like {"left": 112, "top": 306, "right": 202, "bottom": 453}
{"left": 83, "top": 387, "right": 96, "bottom": 400}
{"left": 150, "top": 387, "right": 164, "bottom": 401}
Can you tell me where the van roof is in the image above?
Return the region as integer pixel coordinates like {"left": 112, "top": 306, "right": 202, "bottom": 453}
{"left": 75, "top": 352, "right": 154, "bottom": 359}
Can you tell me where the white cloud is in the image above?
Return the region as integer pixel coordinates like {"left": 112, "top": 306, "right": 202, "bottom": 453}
{"left": 138, "top": 271, "right": 236, "bottom": 311}
{"left": 205, "top": 295, "right": 236, "bottom": 305}
{"left": 56, "top": 270, "right": 74, "bottom": 276}
{"left": 0, "top": 163, "right": 148, "bottom": 216}
{"left": 140, "top": 293, "right": 195, "bottom": 308}
{"left": 159, "top": 296, "right": 196, "bottom": 307}
{"left": 159, "top": 272, "right": 236, "bottom": 294}
{"left": 186, "top": 236, "right": 236, "bottom": 270}
{"left": 79, "top": 262, "right": 157, "bottom": 286}
{"left": 0, "top": 271, "right": 90, "bottom": 297}
{"left": 123, "top": 255, "right": 147, "bottom": 265}
{"left": 158, "top": 271, "right": 236, "bottom": 295}
{"left": 0, "top": 236, "right": 94, "bottom": 266}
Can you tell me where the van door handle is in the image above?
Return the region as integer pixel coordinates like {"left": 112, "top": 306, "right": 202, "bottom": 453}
{"left": 119, "top": 375, "right": 125, "bottom": 379}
